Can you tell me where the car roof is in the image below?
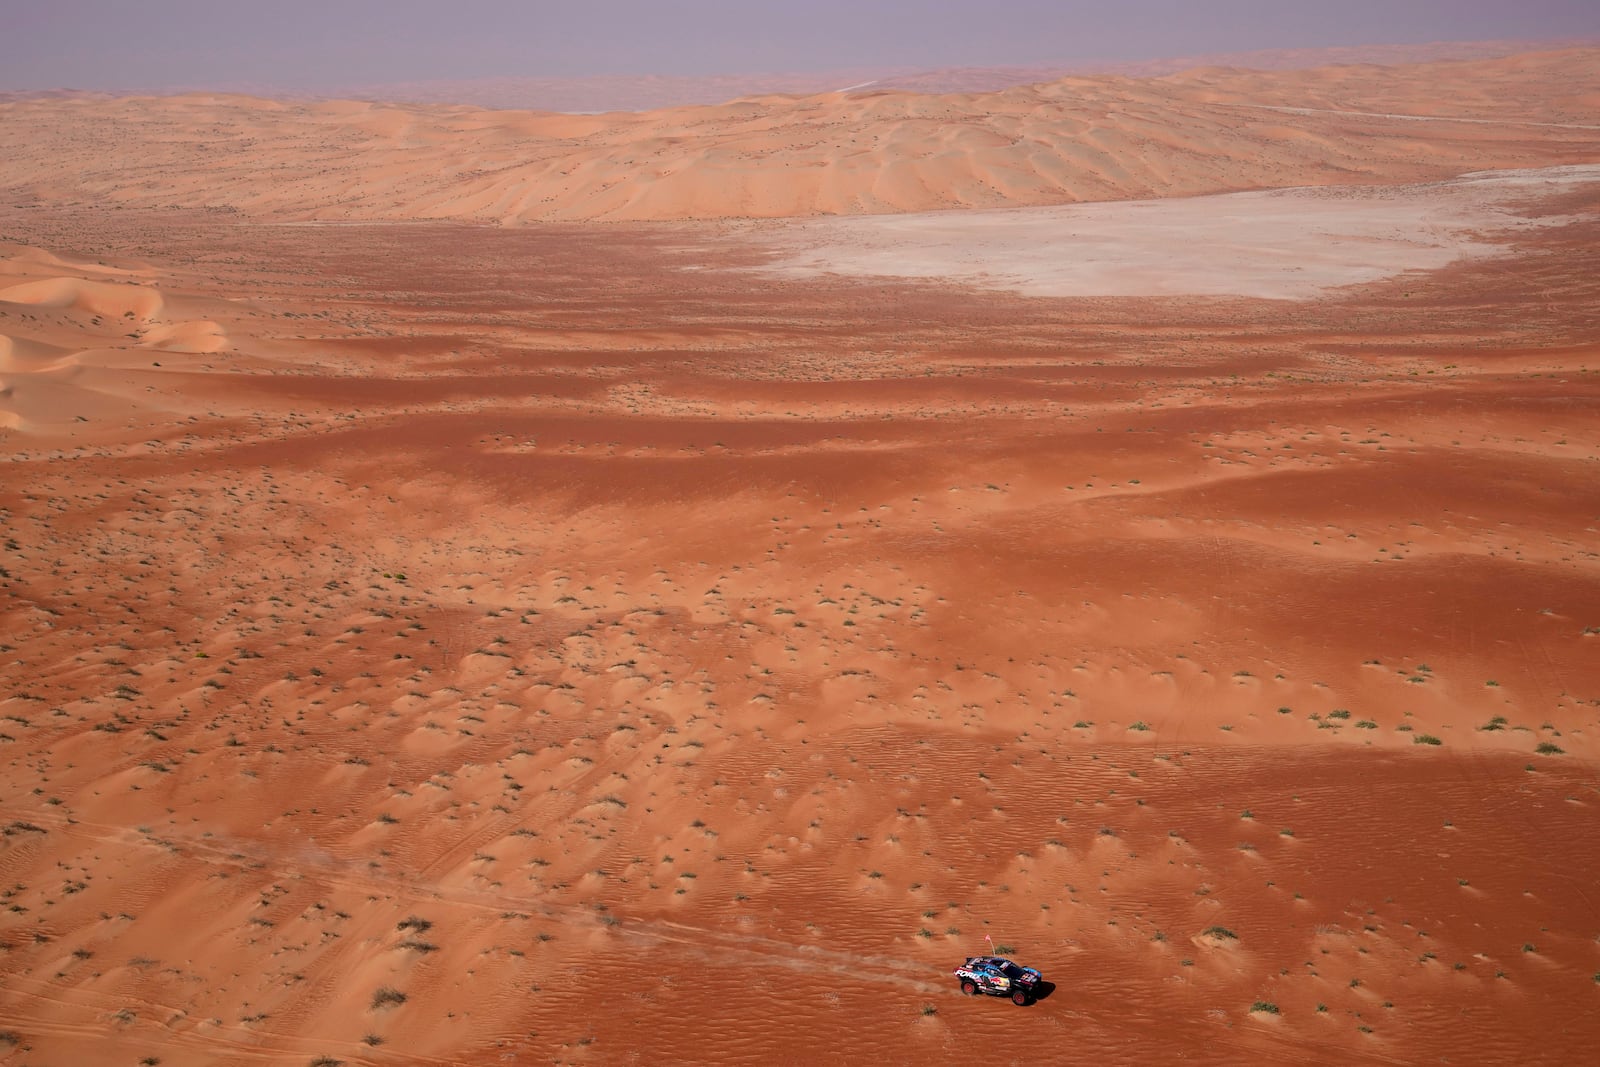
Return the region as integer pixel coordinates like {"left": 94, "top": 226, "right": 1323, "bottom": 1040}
{"left": 964, "top": 955, "right": 1023, "bottom": 968}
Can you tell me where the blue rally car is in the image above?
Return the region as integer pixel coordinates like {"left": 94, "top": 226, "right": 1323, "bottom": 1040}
{"left": 953, "top": 955, "right": 1043, "bottom": 1005}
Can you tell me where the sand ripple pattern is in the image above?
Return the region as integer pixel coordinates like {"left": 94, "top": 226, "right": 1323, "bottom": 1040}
{"left": 1, "top": 50, "right": 1597, "bottom": 223}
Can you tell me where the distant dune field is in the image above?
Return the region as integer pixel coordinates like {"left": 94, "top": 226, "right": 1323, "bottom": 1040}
{"left": 1, "top": 50, "right": 1597, "bottom": 224}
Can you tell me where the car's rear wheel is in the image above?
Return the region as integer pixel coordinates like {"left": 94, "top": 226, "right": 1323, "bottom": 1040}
{"left": 961, "top": 980, "right": 978, "bottom": 996}
{"left": 1012, "top": 990, "right": 1030, "bottom": 1006}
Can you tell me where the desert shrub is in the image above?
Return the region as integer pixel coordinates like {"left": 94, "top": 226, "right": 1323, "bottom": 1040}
{"left": 370, "top": 987, "right": 406, "bottom": 1010}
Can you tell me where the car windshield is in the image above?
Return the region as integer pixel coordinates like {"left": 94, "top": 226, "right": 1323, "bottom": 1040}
{"left": 999, "top": 961, "right": 1024, "bottom": 979}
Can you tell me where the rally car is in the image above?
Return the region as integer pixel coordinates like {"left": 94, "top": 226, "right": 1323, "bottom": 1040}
{"left": 953, "top": 955, "right": 1043, "bottom": 1005}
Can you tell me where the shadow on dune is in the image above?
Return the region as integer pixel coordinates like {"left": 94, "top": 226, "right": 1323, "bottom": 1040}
{"left": 1030, "top": 980, "right": 1057, "bottom": 1003}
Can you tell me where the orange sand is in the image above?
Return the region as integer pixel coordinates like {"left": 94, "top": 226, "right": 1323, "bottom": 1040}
{"left": 1, "top": 49, "right": 1599, "bottom": 1067}
{"left": 0, "top": 51, "right": 1597, "bottom": 224}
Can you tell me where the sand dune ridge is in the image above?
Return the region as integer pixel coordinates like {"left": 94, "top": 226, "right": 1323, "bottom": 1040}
{"left": 1, "top": 50, "right": 1596, "bottom": 223}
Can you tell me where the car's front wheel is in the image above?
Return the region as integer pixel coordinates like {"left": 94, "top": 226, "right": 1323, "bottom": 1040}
{"left": 961, "top": 979, "right": 978, "bottom": 996}
{"left": 1011, "top": 990, "right": 1030, "bottom": 1006}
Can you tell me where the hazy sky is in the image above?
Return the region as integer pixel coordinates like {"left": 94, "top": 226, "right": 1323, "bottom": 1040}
{"left": 3, "top": 0, "right": 1597, "bottom": 91}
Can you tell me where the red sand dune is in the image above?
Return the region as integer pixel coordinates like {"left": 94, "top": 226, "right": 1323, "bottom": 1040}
{"left": 1, "top": 51, "right": 1597, "bottom": 223}
{"left": 1, "top": 47, "right": 1599, "bottom": 1067}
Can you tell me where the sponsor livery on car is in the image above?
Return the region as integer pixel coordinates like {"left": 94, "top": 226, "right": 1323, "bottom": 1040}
{"left": 952, "top": 955, "right": 1043, "bottom": 1005}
